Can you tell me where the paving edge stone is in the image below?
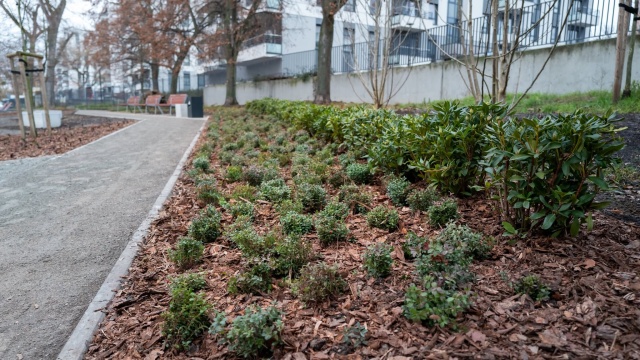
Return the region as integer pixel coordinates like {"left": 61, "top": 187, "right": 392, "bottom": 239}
{"left": 56, "top": 117, "right": 208, "bottom": 360}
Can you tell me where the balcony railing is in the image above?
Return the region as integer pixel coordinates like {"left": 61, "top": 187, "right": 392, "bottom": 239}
{"left": 568, "top": 7, "right": 598, "bottom": 26}
{"left": 242, "top": 33, "right": 283, "bottom": 53}
{"left": 393, "top": 4, "right": 423, "bottom": 17}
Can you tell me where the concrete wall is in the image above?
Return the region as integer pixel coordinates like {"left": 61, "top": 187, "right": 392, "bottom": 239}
{"left": 204, "top": 38, "right": 634, "bottom": 106}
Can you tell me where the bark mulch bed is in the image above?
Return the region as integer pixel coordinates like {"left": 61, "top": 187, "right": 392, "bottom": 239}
{"left": 0, "top": 113, "right": 134, "bottom": 161}
{"left": 84, "top": 116, "right": 640, "bottom": 359}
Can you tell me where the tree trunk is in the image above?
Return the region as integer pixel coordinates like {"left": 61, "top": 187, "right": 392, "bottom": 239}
{"left": 315, "top": 12, "right": 334, "bottom": 104}
{"left": 41, "top": 0, "right": 66, "bottom": 107}
{"left": 613, "top": 0, "right": 630, "bottom": 103}
{"left": 623, "top": 0, "right": 639, "bottom": 98}
{"left": 151, "top": 63, "right": 160, "bottom": 91}
{"left": 491, "top": 0, "right": 499, "bottom": 103}
{"left": 224, "top": 51, "right": 238, "bottom": 106}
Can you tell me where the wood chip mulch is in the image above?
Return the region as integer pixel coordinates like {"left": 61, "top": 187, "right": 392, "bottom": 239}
{"left": 85, "top": 124, "right": 640, "bottom": 360}
{"left": 0, "top": 118, "right": 134, "bottom": 161}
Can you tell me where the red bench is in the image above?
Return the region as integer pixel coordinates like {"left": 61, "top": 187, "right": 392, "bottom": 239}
{"left": 144, "top": 95, "right": 163, "bottom": 114}
{"left": 157, "top": 94, "right": 188, "bottom": 115}
{"left": 117, "top": 96, "right": 140, "bottom": 112}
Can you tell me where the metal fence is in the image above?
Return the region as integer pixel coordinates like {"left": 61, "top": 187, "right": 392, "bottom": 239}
{"left": 281, "top": 0, "right": 616, "bottom": 77}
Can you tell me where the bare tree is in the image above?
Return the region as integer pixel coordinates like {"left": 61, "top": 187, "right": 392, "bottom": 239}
{"left": 40, "top": 0, "right": 67, "bottom": 105}
{"left": 315, "top": 0, "right": 349, "bottom": 104}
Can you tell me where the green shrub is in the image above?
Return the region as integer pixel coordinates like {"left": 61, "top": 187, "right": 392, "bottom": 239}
{"left": 436, "top": 223, "right": 492, "bottom": 260}
{"left": 482, "top": 110, "right": 624, "bottom": 235}
{"left": 275, "top": 200, "right": 303, "bottom": 216}
{"left": 402, "top": 232, "right": 428, "bottom": 260}
{"left": 169, "top": 237, "right": 204, "bottom": 269}
{"left": 428, "top": 200, "right": 458, "bottom": 227}
{"left": 366, "top": 206, "right": 400, "bottom": 231}
{"left": 195, "top": 175, "right": 221, "bottom": 204}
{"left": 198, "top": 142, "right": 214, "bottom": 157}
{"left": 226, "top": 201, "right": 254, "bottom": 220}
{"left": 513, "top": 275, "right": 550, "bottom": 301}
{"left": 273, "top": 235, "right": 314, "bottom": 277}
{"left": 169, "top": 273, "right": 207, "bottom": 293}
{"left": 386, "top": 176, "right": 411, "bottom": 207}
{"left": 243, "top": 165, "right": 278, "bottom": 186}
{"left": 230, "top": 185, "right": 257, "bottom": 202}
{"left": 260, "top": 179, "right": 291, "bottom": 203}
{"left": 328, "top": 170, "right": 349, "bottom": 188}
{"left": 338, "top": 184, "right": 372, "bottom": 214}
{"left": 342, "top": 322, "right": 368, "bottom": 350}
{"left": 189, "top": 205, "right": 223, "bottom": 243}
{"left": 363, "top": 243, "right": 393, "bottom": 278}
{"left": 225, "top": 166, "right": 243, "bottom": 182}
{"left": 162, "top": 285, "right": 211, "bottom": 350}
{"left": 315, "top": 215, "right": 349, "bottom": 246}
{"left": 193, "top": 156, "right": 210, "bottom": 173}
{"left": 280, "top": 212, "right": 314, "bottom": 235}
{"left": 346, "top": 163, "right": 372, "bottom": 184}
{"left": 227, "top": 221, "right": 273, "bottom": 258}
{"left": 217, "top": 305, "right": 284, "bottom": 358}
{"left": 318, "top": 201, "right": 349, "bottom": 221}
{"left": 222, "top": 142, "right": 239, "bottom": 151}
{"left": 228, "top": 261, "right": 272, "bottom": 295}
{"left": 297, "top": 183, "right": 327, "bottom": 213}
{"left": 295, "top": 263, "right": 346, "bottom": 304}
{"left": 403, "top": 277, "right": 470, "bottom": 327}
{"left": 407, "top": 188, "right": 439, "bottom": 212}
{"left": 338, "top": 153, "right": 356, "bottom": 168}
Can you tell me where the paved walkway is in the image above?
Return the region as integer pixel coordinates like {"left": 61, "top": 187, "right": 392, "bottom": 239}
{"left": 0, "top": 111, "right": 204, "bottom": 359}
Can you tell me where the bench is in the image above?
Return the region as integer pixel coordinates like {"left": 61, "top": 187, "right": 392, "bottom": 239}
{"left": 117, "top": 96, "right": 140, "bottom": 112}
{"left": 144, "top": 95, "right": 163, "bottom": 114}
{"left": 157, "top": 94, "right": 188, "bottom": 115}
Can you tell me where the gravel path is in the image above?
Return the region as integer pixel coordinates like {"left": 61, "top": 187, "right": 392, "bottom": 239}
{"left": 0, "top": 111, "right": 205, "bottom": 359}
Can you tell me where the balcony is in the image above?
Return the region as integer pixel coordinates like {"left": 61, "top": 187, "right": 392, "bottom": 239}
{"left": 259, "top": 0, "right": 281, "bottom": 12}
{"left": 203, "top": 60, "right": 227, "bottom": 73}
{"left": 391, "top": 5, "right": 431, "bottom": 31}
{"left": 568, "top": 8, "right": 598, "bottom": 27}
{"left": 238, "top": 33, "right": 282, "bottom": 65}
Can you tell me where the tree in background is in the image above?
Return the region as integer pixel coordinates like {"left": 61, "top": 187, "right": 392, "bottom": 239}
{"left": 315, "top": 0, "right": 348, "bottom": 104}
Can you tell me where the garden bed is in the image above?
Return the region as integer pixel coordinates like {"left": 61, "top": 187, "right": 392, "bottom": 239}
{"left": 0, "top": 112, "right": 134, "bottom": 161}
{"left": 85, "top": 106, "right": 639, "bottom": 359}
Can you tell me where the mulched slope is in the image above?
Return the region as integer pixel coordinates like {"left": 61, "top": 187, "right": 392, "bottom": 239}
{"left": 86, "top": 112, "right": 640, "bottom": 359}
{"left": 0, "top": 117, "right": 134, "bottom": 161}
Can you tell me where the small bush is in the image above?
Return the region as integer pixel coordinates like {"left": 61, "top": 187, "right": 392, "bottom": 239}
{"left": 193, "top": 156, "right": 210, "bottom": 173}
{"left": 169, "top": 237, "right": 204, "bottom": 269}
{"left": 403, "top": 277, "right": 470, "bottom": 327}
{"left": 513, "top": 275, "right": 550, "bottom": 301}
{"left": 162, "top": 285, "right": 211, "bottom": 350}
{"left": 260, "top": 179, "right": 291, "bottom": 203}
{"left": 243, "top": 165, "right": 278, "bottom": 186}
{"left": 407, "top": 188, "right": 439, "bottom": 212}
{"left": 273, "top": 235, "right": 314, "bottom": 277}
{"left": 315, "top": 215, "right": 349, "bottom": 246}
{"left": 275, "top": 200, "right": 303, "bottom": 216}
{"left": 386, "top": 176, "right": 411, "bottom": 207}
{"left": 169, "top": 273, "right": 207, "bottom": 293}
{"left": 402, "top": 232, "right": 428, "bottom": 260}
{"left": 189, "top": 205, "right": 223, "bottom": 243}
{"left": 366, "top": 206, "right": 400, "bottom": 231}
{"left": 280, "top": 212, "right": 314, "bottom": 235}
{"left": 222, "top": 142, "right": 239, "bottom": 151}
{"left": 222, "top": 305, "right": 284, "bottom": 358}
{"left": 342, "top": 322, "right": 368, "bottom": 351}
{"left": 346, "top": 163, "right": 372, "bottom": 185}
{"left": 228, "top": 261, "right": 272, "bottom": 295}
{"left": 328, "top": 171, "right": 348, "bottom": 188}
{"left": 230, "top": 185, "right": 257, "bottom": 202}
{"left": 195, "top": 175, "right": 221, "bottom": 204}
{"left": 225, "top": 166, "right": 243, "bottom": 182}
{"left": 339, "top": 184, "right": 372, "bottom": 214}
{"left": 428, "top": 199, "right": 458, "bottom": 227}
{"left": 295, "top": 263, "right": 346, "bottom": 304}
{"left": 228, "top": 221, "right": 273, "bottom": 258}
{"left": 363, "top": 243, "right": 393, "bottom": 278}
{"left": 436, "top": 223, "right": 492, "bottom": 260}
{"left": 318, "top": 201, "right": 349, "bottom": 221}
{"left": 297, "top": 183, "right": 327, "bottom": 213}
{"left": 227, "top": 201, "right": 254, "bottom": 220}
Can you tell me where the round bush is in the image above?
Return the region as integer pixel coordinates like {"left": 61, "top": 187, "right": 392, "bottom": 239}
{"left": 189, "top": 205, "right": 223, "bottom": 243}
{"left": 346, "top": 163, "right": 372, "bottom": 184}
{"left": 366, "top": 206, "right": 400, "bottom": 231}
{"left": 280, "top": 212, "right": 314, "bottom": 235}
{"left": 297, "top": 183, "right": 327, "bottom": 213}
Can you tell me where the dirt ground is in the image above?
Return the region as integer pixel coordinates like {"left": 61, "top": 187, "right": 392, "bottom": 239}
{"left": 84, "top": 110, "right": 640, "bottom": 359}
{"left": 0, "top": 111, "right": 134, "bottom": 161}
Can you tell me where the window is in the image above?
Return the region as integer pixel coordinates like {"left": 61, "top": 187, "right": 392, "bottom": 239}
{"left": 183, "top": 72, "right": 191, "bottom": 91}
{"left": 343, "top": 27, "right": 355, "bottom": 46}
{"left": 197, "top": 74, "right": 205, "bottom": 88}
{"left": 344, "top": 0, "right": 355, "bottom": 12}
{"left": 343, "top": 27, "right": 355, "bottom": 72}
{"left": 184, "top": 55, "right": 190, "bottom": 66}
{"left": 316, "top": 23, "right": 322, "bottom": 48}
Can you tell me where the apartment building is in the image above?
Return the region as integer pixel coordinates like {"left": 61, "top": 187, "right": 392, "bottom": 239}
{"left": 200, "top": 0, "right": 610, "bottom": 86}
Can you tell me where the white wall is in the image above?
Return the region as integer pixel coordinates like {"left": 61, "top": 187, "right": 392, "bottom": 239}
{"left": 204, "top": 38, "right": 635, "bottom": 106}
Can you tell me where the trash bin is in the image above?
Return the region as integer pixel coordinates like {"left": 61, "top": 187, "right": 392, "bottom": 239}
{"left": 188, "top": 96, "right": 203, "bottom": 118}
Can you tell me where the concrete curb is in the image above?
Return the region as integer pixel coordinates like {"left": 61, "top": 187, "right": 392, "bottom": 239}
{"left": 56, "top": 116, "right": 208, "bottom": 360}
